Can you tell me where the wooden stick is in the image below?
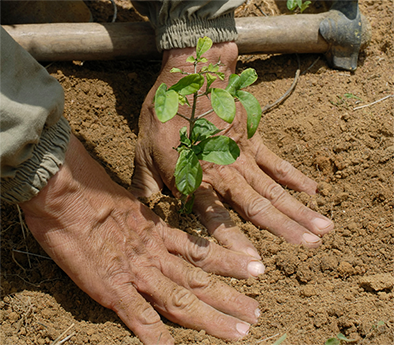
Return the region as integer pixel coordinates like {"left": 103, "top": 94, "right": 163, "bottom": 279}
{"left": 3, "top": 14, "right": 370, "bottom": 61}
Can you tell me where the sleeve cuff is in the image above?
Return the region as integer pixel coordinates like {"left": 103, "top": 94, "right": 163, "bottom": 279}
{"left": 1, "top": 117, "right": 71, "bottom": 204}
{"left": 157, "top": 12, "right": 238, "bottom": 51}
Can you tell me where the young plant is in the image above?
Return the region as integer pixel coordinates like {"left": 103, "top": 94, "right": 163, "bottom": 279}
{"left": 154, "top": 36, "right": 261, "bottom": 213}
{"left": 287, "top": 0, "right": 311, "bottom": 13}
{"left": 325, "top": 333, "right": 355, "bottom": 345}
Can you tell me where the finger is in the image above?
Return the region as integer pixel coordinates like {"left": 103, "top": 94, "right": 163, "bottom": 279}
{"left": 135, "top": 266, "right": 252, "bottom": 341}
{"left": 112, "top": 283, "right": 174, "bottom": 345}
{"left": 130, "top": 141, "right": 163, "bottom": 198}
{"left": 249, "top": 136, "right": 318, "bottom": 195}
{"left": 161, "top": 253, "right": 260, "bottom": 325}
{"left": 193, "top": 182, "right": 261, "bottom": 259}
{"left": 158, "top": 223, "right": 265, "bottom": 279}
{"left": 235, "top": 159, "right": 334, "bottom": 237}
{"left": 206, "top": 165, "right": 325, "bottom": 248}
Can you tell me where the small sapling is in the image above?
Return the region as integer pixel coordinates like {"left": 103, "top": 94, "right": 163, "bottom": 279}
{"left": 287, "top": 0, "right": 311, "bottom": 13}
{"left": 154, "top": 36, "right": 262, "bottom": 212}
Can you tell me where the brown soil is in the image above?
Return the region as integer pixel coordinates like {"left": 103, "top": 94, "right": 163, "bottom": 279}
{"left": 1, "top": 1, "right": 393, "bottom": 344}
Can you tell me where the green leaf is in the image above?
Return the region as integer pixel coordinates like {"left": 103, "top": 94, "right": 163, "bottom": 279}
{"left": 236, "top": 90, "right": 262, "bottom": 138}
{"left": 186, "top": 56, "right": 196, "bottom": 64}
{"left": 179, "top": 127, "right": 191, "bottom": 147}
{"left": 154, "top": 83, "right": 178, "bottom": 123}
{"left": 191, "top": 118, "right": 221, "bottom": 143}
{"left": 208, "top": 63, "right": 219, "bottom": 73}
{"left": 206, "top": 73, "right": 217, "bottom": 91}
{"left": 239, "top": 68, "right": 258, "bottom": 89}
{"left": 169, "top": 74, "right": 204, "bottom": 96}
{"left": 170, "top": 67, "right": 183, "bottom": 73}
{"left": 199, "top": 57, "right": 208, "bottom": 63}
{"left": 325, "top": 338, "right": 340, "bottom": 345}
{"left": 178, "top": 94, "right": 190, "bottom": 106}
{"left": 225, "top": 74, "right": 241, "bottom": 97}
{"left": 194, "top": 136, "right": 240, "bottom": 165}
{"left": 196, "top": 36, "right": 212, "bottom": 59}
{"left": 337, "top": 333, "right": 354, "bottom": 342}
{"left": 211, "top": 88, "right": 236, "bottom": 123}
{"left": 273, "top": 333, "right": 287, "bottom": 345}
{"left": 174, "top": 148, "right": 202, "bottom": 196}
{"left": 287, "top": 0, "right": 298, "bottom": 10}
{"left": 300, "top": 0, "right": 311, "bottom": 12}
{"left": 216, "top": 72, "right": 225, "bottom": 80}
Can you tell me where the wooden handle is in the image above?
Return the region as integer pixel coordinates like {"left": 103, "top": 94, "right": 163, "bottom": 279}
{"left": 3, "top": 14, "right": 370, "bottom": 61}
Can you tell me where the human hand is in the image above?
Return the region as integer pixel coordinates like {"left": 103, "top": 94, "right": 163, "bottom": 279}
{"left": 20, "top": 134, "right": 262, "bottom": 345}
{"left": 131, "top": 42, "right": 334, "bottom": 254}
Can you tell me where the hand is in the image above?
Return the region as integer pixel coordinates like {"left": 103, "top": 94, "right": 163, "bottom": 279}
{"left": 131, "top": 42, "right": 334, "bottom": 253}
{"left": 20, "top": 134, "right": 262, "bottom": 345}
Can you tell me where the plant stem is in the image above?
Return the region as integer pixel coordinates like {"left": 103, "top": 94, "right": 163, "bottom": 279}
{"left": 196, "top": 109, "right": 214, "bottom": 119}
{"left": 189, "top": 92, "right": 198, "bottom": 139}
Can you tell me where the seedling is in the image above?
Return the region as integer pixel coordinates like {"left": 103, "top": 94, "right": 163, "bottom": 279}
{"left": 154, "top": 36, "right": 261, "bottom": 212}
{"left": 287, "top": 0, "right": 311, "bottom": 13}
{"left": 325, "top": 333, "right": 355, "bottom": 345}
{"left": 272, "top": 333, "right": 287, "bottom": 345}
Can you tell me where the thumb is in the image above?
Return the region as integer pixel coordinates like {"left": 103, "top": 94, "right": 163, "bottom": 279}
{"left": 130, "top": 141, "right": 163, "bottom": 198}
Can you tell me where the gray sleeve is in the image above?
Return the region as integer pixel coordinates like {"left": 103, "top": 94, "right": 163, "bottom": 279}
{"left": 0, "top": 27, "right": 71, "bottom": 204}
{"left": 131, "top": 0, "right": 245, "bottom": 51}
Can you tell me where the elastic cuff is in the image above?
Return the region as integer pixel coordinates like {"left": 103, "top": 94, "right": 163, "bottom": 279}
{"left": 1, "top": 117, "right": 71, "bottom": 204}
{"left": 157, "top": 12, "right": 238, "bottom": 51}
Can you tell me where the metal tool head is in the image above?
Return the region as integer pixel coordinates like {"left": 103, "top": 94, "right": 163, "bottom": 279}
{"left": 319, "top": 0, "right": 363, "bottom": 71}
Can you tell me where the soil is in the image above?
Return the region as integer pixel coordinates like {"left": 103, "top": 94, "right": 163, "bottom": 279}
{"left": 1, "top": 1, "right": 393, "bottom": 344}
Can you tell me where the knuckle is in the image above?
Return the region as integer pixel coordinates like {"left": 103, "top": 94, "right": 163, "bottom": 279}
{"left": 265, "top": 183, "right": 286, "bottom": 204}
{"left": 186, "top": 237, "right": 212, "bottom": 266}
{"left": 169, "top": 286, "right": 199, "bottom": 312}
{"left": 116, "top": 296, "right": 161, "bottom": 326}
{"left": 274, "top": 159, "right": 294, "bottom": 181}
{"left": 138, "top": 304, "right": 162, "bottom": 325}
{"left": 185, "top": 267, "right": 212, "bottom": 290}
{"left": 200, "top": 205, "right": 229, "bottom": 225}
{"left": 245, "top": 195, "right": 272, "bottom": 220}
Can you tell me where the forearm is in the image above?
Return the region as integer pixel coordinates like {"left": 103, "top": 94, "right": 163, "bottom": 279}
{"left": 0, "top": 27, "right": 71, "bottom": 204}
{"left": 131, "top": 0, "right": 245, "bottom": 50}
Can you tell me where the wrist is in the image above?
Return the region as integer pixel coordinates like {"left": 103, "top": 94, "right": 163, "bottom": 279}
{"left": 161, "top": 41, "right": 238, "bottom": 85}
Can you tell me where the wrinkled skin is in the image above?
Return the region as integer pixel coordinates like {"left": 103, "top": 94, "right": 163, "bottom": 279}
{"left": 132, "top": 42, "right": 334, "bottom": 254}
{"left": 20, "top": 134, "right": 263, "bottom": 345}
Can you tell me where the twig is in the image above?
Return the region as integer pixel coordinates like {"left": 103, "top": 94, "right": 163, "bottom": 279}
{"left": 301, "top": 56, "right": 321, "bottom": 75}
{"left": 262, "top": 54, "right": 301, "bottom": 114}
{"left": 255, "top": 3, "right": 268, "bottom": 16}
{"left": 12, "top": 249, "right": 53, "bottom": 261}
{"left": 16, "top": 205, "right": 32, "bottom": 268}
{"left": 57, "top": 332, "right": 75, "bottom": 345}
{"left": 257, "top": 332, "right": 280, "bottom": 343}
{"left": 353, "top": 94, "right": 393, "bottom": 110}
{"left": 51, "top": 323, "right": 75, "bottom": 345}
{"left": 109, "top": 0, "right": 117, "bottom": 22}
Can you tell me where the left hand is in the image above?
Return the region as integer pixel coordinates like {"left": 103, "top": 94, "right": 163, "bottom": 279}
{"left": 131, "top": 42, "right": 334, "bottom": 256}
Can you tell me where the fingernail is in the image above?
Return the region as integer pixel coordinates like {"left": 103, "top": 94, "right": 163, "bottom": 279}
{"left": 312, "top": 217, "right": 333, "bottom": 232}
{"left": 248, "top": 261, "right": 265, "bottom": 277}
{"left": 247, "top": 247, "right": 262, "bottom": 260}
{"left": 255, "top": 308, "right": 261, "bottom": 319}
{"left": 236, "top": 322, "right": 250, "bottom": 336}
{"left": 303, "top": 233, "right": 321, "bottom": 243}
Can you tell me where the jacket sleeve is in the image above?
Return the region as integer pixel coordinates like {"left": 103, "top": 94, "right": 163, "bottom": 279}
{"left": 131, "top": 0, "right": 245, "bottom": 51}
{"left": 0, "top": 27, "right": 71, "bottom": 204}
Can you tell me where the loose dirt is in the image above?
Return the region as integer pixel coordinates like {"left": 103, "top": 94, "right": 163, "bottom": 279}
{"left": 1, "top": 1, "right": 393, "bottom": 344}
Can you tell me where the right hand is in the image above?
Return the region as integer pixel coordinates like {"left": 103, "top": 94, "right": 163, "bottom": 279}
{"left": 19, "top": 134, "right": 262, "bottom": 345}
